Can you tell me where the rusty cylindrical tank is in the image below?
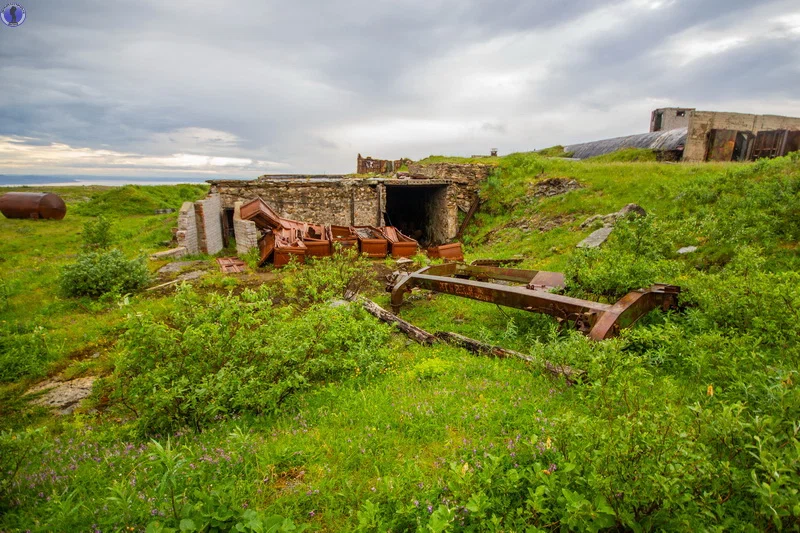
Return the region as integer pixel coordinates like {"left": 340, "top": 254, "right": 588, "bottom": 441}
{"left": 0, "top": 192, "right": 67, "bottom": 220}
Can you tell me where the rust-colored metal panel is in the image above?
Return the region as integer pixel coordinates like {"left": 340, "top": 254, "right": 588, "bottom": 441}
{"left": 380, "top": 226, "right": 419, "bottom": 258}
{"left": 216, "top": 257, "right": 247, "bottom": 273}
{"left": 274, "top": 239, "right": 307, "bottom": 267}
{"left": 258, "top": 232, "right": 275, "bottom": 265}
{"left": 0, "top": 192, "right": 67, "bottom": 220}
{"left": 354, "top": 226, "right": 388, "bottom": 258}
{"left": 751, "top": 130, "right": 787, "bottom": 159}
{"left": 705, "top": 129, "right": 738, "bottom": 161}
{"left": 783, "top": 131, "right": 800, "bottom": 156}
{"left": 427, "top": 243, "right": 464, "bottom": 262}
{"left": 390, "top": 265, "right": 679, "bottom": 340}
{"left": 329, "top": 225, "right": 359, "bottom": 252}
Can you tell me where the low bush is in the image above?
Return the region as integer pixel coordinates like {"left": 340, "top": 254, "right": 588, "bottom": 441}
{"left": 112, "top": 285, "right": 392, "bottom": 434}
{"left": 281, "top": 246, "right": 378, "bottom": 308}
{"left": 0, "top": 322, "right": 59, "bottom": 382}
{"left": 59, "top": 249, "right": 150, "bottom": 298}
{"left": 81, "top": 215, "right": 114, "bottom": 251}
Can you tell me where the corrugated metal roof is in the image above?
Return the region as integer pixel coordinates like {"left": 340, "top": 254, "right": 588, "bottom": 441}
{"left": 565, "top": 127, "right": 687, "bottom": 160}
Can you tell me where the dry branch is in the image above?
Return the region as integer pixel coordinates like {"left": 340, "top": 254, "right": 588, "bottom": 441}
{"left": 351, "top": 296, "right": 437, "bottom": 345}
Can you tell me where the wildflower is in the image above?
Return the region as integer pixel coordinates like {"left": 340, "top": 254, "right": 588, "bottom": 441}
{"left": 413, "top": 500, "right": 419, "bottom": 507}
{"left": 427, "top": 505, "right": 433, "bottom": 514}
{"left": 309, "top": 510, "right": 316, "bottom": 517}
{"left": 545, "top": 437, "right": 552, "bottom": 450}
{"left": 707, "top": 384, "right": 714, "bottom": 396}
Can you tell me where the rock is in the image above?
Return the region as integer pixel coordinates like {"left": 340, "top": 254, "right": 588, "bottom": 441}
{"left": 328, "top": 299, "right": 350, "bottom": 308}
{"left": 577, "top": 226, "right": 614, "bottom": 249}
{"left": 26, "top": 376, "right": 97, "bottom": 415}
{"left": 157, "top": 260, "right": 207, "bottom": 275}
{"left": 176, "top": 270, "right": 206, "bottom": 282}
{"left": 677, "top": 246, "right": 698, "bottom": 254}
{"left": 150, "top": 247, "right": 188, "bottom": 260}
{"left": 532, "top": 177, "right": 583, "bottom": 198}
{"left": 619, "top": 203, "right": 647, "bottom": 218}
{"left": 580, "top": 204, "right": 647, "bottom": 229}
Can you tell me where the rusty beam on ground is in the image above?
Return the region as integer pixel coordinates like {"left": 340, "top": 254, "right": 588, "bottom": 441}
{"left": 390, "top": 265, "right": 679, "bottom": 340}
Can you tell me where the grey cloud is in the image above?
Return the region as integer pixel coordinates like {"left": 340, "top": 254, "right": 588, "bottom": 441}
{"left": 0, "top": 0, "right": 798, "bottom": 175}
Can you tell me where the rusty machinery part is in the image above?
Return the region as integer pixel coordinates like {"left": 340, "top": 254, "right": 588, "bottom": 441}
{"left": 0, "top": 192, "right": 67, "bottom": 220}
{"left": 390, "top": 264, "right": 679, "bottom": 340}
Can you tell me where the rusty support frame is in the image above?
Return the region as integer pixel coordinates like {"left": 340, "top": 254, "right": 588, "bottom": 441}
{"left": 391, "top": 265, "right": 679, "bottom": 340}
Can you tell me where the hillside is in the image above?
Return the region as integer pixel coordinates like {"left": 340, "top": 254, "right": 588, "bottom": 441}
{"left": 1, "top": 155, "right": 799, "bottom": 531}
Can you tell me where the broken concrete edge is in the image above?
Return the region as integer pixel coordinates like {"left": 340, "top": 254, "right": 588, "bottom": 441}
{"left": 150, "top": 246, "right": 188, "bottom": 260}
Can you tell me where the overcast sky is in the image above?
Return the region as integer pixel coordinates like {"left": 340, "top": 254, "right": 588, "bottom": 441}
{"left": 1, "top": 0, "right": 799, "bottom": 178}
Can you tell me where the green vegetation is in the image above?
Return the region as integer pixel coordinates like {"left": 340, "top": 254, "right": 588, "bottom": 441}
{"left": 585, "top": 147, "right": 658, "bottom": 162}
{"left": 417, "top": 155, "right": 501, "bottom": 166}
{"left": 75, "top": 184, "right": 208, "bottom": 216}
{"left": 2, "top": 155, "right": 800, "bottom": 530}
{"left": 59, "top": 250, "right": 150, "bottom": 298}
{"left": 535, "top": 145, "right": 574, "bottom": 158}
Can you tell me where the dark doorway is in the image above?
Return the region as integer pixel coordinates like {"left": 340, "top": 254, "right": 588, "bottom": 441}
{"left": 384, "top": 185, "right": 449, "bottom": 246}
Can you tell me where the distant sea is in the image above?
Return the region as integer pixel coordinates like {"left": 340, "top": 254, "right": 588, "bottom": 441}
{"left": 0, "top": 175, "right": 252, "bottom": 187}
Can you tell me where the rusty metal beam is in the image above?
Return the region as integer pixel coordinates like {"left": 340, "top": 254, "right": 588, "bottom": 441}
{"left": 390, "top": 265, "right": 679, "bottom": 340}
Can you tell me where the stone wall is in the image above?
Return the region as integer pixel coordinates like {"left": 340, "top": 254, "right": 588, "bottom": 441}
{"left": 357, "top": 154, "right": 410, "bottom": 174}
{"left": 232, "top": 201, "right": 259, "bottom": 255}
{"left": 194, "top": 193, "right": 224, "bottom": 255}
{"left": 406, "top": 162, "right": 492, "bottom": 211}
{"left": 684, "top": 111, "right": 800, "bottom": 162}
{"left": 176, "top": 201, "right": 199, "bottom": 254}
{"left": 213, "top": 178, "right": 381, "bottom": 227}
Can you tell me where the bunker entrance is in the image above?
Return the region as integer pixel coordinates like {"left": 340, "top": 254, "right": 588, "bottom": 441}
{"left": 384, "top": 185, "right": 449, "bottom": 246}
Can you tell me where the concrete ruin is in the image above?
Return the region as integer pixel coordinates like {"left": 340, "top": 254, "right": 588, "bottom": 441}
{"left": 179, "top": 162, "right": 494, "bottom": 256}
{"left": 356, "top": 154, "right": 411, "bottom": 174}
{"left": 566, "top": 108, "right": 800, "bottom": 162}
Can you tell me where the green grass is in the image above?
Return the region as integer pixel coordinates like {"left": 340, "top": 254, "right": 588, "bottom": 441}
{"left": 584, "top": 147, "right": 658, "bottom": 162}
{"left": 2, "top": 155, "right": 800, "bottom": 531}
{"left": 416, "top": 155, "right": 501, "bottom": 166}
{"left": 535, "top": 145, "right": 574, "bottom": 158}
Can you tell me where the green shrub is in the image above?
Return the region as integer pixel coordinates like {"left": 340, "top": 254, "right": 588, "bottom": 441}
{"left": 565, "top": 217, "right": 681, "bottom": 299}
{"left": 81, "top": 215, "right": 114, "bottom": 250}
{"left": 0, "top": 322, "right": 59, "bottom": 382}
{"left": 112, "top": 285, "right": 392, "bottom": 434}
{"left": 282, "top": 246, "right": 378, "bottom": 308}
{"left": 59, "top": 249, "right": 151, "bottom": 298}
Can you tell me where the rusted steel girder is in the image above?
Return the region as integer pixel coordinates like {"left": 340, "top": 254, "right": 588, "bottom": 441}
{"left": 390, "top": 265, "right": 679, "bottom": 340}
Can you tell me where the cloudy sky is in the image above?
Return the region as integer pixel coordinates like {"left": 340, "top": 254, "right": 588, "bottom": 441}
{"left": 1, "top": 0, "right": 799, "bottom": 178}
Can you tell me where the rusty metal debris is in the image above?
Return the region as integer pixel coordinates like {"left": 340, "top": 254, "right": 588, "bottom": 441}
{"left": 239, "top": 197, "right": 466, "bottom": 267}
{"left": 0, "top": 192, "right": 67, "bottom": 220}
{"left": 216, "top": 257, "right": 247, "bottom": 273}
{"left": 427, "top": 243, "right": 464, "bottom": 262}
{"left": 390, "top": 263, "right": 680, "bottom": 340}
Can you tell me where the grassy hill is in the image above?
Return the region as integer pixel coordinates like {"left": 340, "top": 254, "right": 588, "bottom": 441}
{"left": 1, "top": 156, "right": 799, "bottom": 531}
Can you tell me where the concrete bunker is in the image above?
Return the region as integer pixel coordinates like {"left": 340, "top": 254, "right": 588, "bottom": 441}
{"left": 383, "top": 183, "right": 449, "bottom": 245}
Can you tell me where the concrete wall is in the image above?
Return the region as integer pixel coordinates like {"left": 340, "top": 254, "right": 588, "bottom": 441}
{"left": 650, "top": 108, "right": 694, "bottom": 132}
{"left": 176, "top": 201, "right": 199, "bottom": 254}
{"left": 194, "top": 193, "right": 224, "bottom": 255}
{"left": 684, "top": 111, "right": 800, "bottom": 162}
{"left": 208, "top": 164, "right": 492, "bottom": 247}
{"left": 406, "top": 162, "right": 491, "bottom": 212}
{"left": 233, "top": 201, "right": 259, "bottom": 255}
{"left": 213, "top": 178, "right": 381, "bottom": 227}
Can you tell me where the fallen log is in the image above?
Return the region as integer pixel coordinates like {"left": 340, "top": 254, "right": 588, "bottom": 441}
{"left": 350, "top": 296, "right": 437, "bottom": 345}
{"left": 435, "top": 331, "right": 585, "bottom": 384}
